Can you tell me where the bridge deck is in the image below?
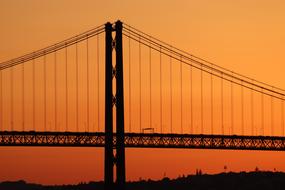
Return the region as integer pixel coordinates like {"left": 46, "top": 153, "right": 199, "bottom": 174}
{"left": 1, "top": 131, "right": 285, "bottom": 151}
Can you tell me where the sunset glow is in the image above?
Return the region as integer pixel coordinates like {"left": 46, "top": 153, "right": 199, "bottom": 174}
{"left": 1, "top": 0, "right": 285, "bottom": 185}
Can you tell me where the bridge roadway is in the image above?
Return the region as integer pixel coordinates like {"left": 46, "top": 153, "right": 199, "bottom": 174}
{"left": 1, "top": 131, "right": 285, "bottom": 151}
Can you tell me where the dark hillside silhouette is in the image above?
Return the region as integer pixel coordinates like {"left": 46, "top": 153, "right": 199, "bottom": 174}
{"left": 1, "top": 171, "right": 285, "bottom": 190}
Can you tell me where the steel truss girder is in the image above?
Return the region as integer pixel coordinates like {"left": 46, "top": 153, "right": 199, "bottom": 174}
{"left": 1, "top": 131, "right": 285, "bottom": 151}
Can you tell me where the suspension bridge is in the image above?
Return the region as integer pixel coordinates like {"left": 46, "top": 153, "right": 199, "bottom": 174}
{"left": 0, "top": 20, "right": 285, "bottom": 189}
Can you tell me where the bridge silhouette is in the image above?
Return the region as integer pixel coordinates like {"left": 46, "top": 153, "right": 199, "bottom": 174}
{"left": 1, "top": 20, "right": 285, "bottom": 189}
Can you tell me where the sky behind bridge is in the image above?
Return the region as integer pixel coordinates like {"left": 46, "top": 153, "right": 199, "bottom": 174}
{"left": 1, "top": 0, "right": 285, "bottom": 185}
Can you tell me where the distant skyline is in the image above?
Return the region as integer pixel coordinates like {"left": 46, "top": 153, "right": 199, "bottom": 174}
{"left": 1, "top": 0, "right": 285, "bottom": 185}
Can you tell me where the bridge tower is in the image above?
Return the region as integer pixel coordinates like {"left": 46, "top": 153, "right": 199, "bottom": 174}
{"left": 105, "top": 21, "right": 126, "bottom": 190}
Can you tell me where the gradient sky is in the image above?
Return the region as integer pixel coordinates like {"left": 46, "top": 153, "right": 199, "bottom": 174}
{"left": 1, "top": 0, "right": 285, "bottom": 185}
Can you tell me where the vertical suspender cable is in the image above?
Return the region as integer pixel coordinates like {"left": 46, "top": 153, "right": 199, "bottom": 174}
{"left": 261, "top": 90, "right": 264, "bottom": 135}
{"left": 210, "top": 65, "right": 213, "bottom": 134}
{"left": 22, "top": 64, "right": 25, "bottom": 131}
{"left": 33, "top": 59, "right": 35, "bottom": 131}
{"left": 149, "top": 41, "right": 152, "bottom": 129}
{"left": 65, "top": 46, "right": 68, "bottom": 131}
{"left": 128, "top": 29, "right": 131, "bottom": 132}
{"left": 160, "top": 46, "right": 162, "bottom": 133}
{"left": 281, "top": 96, "right": 284, "bottom": 136}
{"left": 231, "top": 73, "right": 234, "bottom": 134}
{"left": 0, "top": 71, "right": 2, "bottom": 131}
{"left": 170, "top": 47, "right": 173, "bottom": 133}
{"left": 221, "top": 73, "right": 224, "bottom": 134}
{"left": 271, "top": 87, "right": 274, "bottom": 136}
{"left": 86, "top": 37, "right": 90, "bottom": 132}
{"left": 11, "top": 67, "right": 13, "bottom": 130}
{"left": 97, "top": 35, "right": 100, "bottom": 131}
{"left": 139, "top": 37, "right": 142, "bottom": 132}
{"left": 76, "top": 42, "right": 79, "bottom": 132}
{"left": 180, "top": 56, "right": 183, "bottom": 133}
{"left": 44, "top": 54, "right": 47, "bottom": 131}
{"left": 241, "top": 82, "right": 244, "bottom": 135}
{"left": 190, "top": 64, "right": 193, "bottom": 134}
{"left": 251, "top": 83, "right": 254, "bottom": 135}
{"left": 54, "top": 51, "right": 57, "bottom": 131}
{"left": 200, "top": 63, "right": 203, "bottom": 134}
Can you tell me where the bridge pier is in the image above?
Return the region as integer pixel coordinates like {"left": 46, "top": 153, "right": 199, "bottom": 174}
{"left": 104, "top": 21, "right": 126, "bottom": 190}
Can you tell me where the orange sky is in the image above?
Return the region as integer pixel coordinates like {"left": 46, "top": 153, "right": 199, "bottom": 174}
{"left": 1, "top": 0, "right": 285, "bottom": 185}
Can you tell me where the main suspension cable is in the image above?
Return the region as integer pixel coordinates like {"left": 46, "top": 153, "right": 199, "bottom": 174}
{"left": 123, "top": 25, "right": 285, "bottom": 93}
{"left": 123, "top": 30, "right": 285, "bottom": 100}
{"left": 0, "top": 26, "right": 105, "bottom": 70}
